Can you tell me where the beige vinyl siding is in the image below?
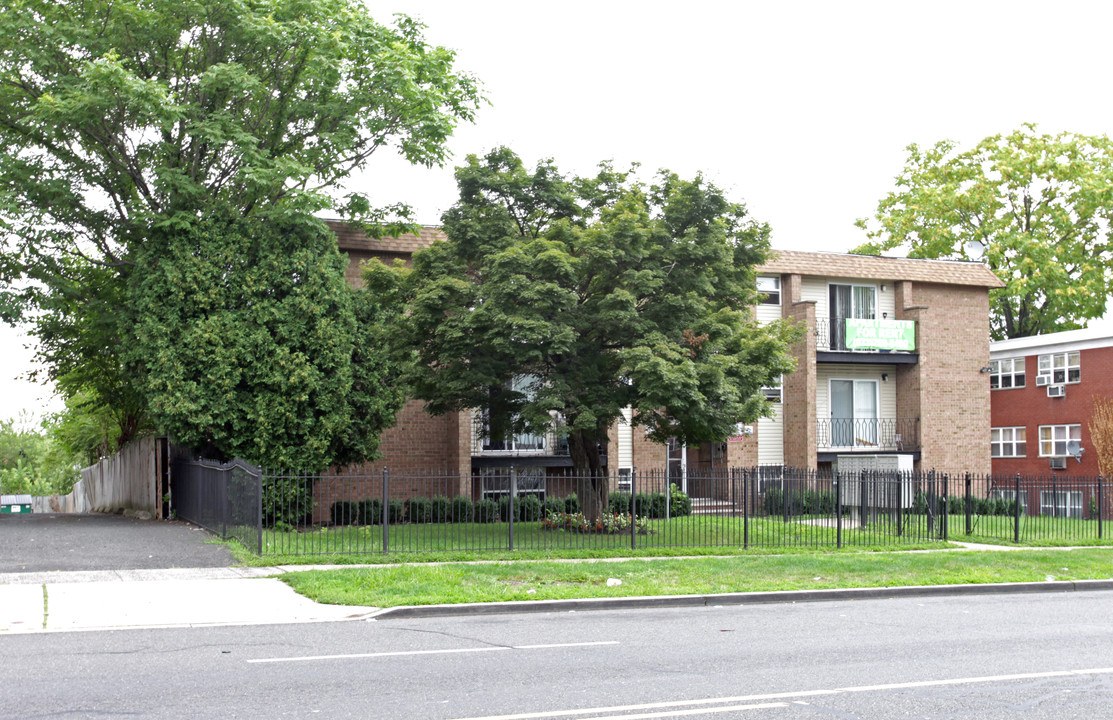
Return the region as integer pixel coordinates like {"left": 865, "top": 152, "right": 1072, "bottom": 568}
{"left": 757, "top": 405, "right": 784, "bottom": 465}
{"left": 816, "top": 364, "right": 897, "bottom": 421}
{"left": 618, "top": 407, "right": 633, "bottom": 468}
{"left": 755, "top": 303, "right": 781, "bottom": 326}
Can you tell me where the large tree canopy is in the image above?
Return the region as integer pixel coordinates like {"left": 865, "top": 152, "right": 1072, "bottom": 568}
{"left": 0, "top": 0, "right": 482, "bottom": 459}
{"left": 367, "top": 147, "right": 798, "bottom": 518}
{"left": 854, "top": 125, "right": 1113, "bottom": 339}
{"left": 127, "top": 213, "right": 403, "bottom": 469}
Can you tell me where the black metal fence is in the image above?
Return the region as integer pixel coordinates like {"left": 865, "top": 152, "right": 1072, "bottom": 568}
{"left": 171, "top": 457, "right": 262, "bottom": 554}
{"left": 169, "top": 460, "right": 1112, "bottom": 557}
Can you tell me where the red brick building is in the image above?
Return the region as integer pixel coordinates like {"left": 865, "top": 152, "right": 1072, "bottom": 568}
{"left": 331, "top": 224, "right": 1003, "bottom": 501}
{"left": 989, "top": 327, "right": 1113, "bottom": 477}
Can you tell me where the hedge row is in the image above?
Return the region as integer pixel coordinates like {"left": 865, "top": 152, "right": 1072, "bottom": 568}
{"left": 330, "top": 485, "right": 694, "bottom": 526}
{"left": 606, "top": 484, "right": 692, "bottom": 518}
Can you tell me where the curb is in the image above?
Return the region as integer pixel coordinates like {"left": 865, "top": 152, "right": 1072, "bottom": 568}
{"left": 369, "top": 578, "right": 1113, "bottom": 620}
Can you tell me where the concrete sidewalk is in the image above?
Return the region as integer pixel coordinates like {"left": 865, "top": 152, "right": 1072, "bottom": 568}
{"left": 0, "top": 568, "right": 379, "bottom": 634}
{"left": 3, "top": 552, "right": 1113, "bottom": 634}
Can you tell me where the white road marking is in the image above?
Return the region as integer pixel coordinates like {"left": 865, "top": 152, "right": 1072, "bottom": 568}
{"left": 449, "top": 667, "right": 1113, "bottom": 720}
{"left": 248, "top": 640, "right": 619, "bottom": 664}
{"left": 559, "top": 703, "right": 788, "bottom": 720}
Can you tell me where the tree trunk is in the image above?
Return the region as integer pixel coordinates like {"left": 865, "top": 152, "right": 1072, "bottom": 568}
{"left": 567, "top": 427, "right": 608, "bottom": 521}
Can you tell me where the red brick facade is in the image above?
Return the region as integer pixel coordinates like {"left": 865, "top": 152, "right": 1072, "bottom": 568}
{"left": 990, "top": 330, "right": 1113, "bottom": 476}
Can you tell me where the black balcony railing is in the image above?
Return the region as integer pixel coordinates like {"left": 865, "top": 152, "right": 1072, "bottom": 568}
{"left": 817, "top": 417, "right": 920, "bottom": 451}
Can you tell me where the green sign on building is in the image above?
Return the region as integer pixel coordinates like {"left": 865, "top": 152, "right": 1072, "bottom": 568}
{"left": 844, "top": 318, "right": 916, "bottom": 351}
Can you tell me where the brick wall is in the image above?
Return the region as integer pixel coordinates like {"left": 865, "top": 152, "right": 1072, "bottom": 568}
{"left": 782, "top": 274, "right": 817, "bottom": 469}
{"left": 991, "top": 345, "right": 1113, "bottom": 476}
{"left": 903, "top": 282, "right": 992, "bottom": 474}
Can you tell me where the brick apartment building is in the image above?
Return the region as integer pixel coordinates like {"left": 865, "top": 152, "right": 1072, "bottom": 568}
{"left": 332, "top": 223, "right": 1003, "bottom": 500}
{"left": 989, "top": 327, "right": 1113, "bottom": 477}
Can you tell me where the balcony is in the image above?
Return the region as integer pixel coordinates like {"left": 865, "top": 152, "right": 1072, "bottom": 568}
{"left": 815, "top": 317, "right": 918, "bottom": 364}
{"left": 817, "top": 417, "right": 920, "bottom": 454}
{"left": 471, "top": 413, "right": 572, "bottom": 466}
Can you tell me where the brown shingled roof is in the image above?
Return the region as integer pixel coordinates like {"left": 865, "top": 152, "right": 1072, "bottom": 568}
{"left": 759, "top": 249, "right": 1005, "bottom": 288}
{"left": 326, "top": 220, "right": 445, "bottom": 255}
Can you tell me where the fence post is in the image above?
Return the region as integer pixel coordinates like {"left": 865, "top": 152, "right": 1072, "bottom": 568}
{"left": 256, "top": 467, "right": 263, "bottom": 556}
{"left": 1014, "top": 473, "right": 1021, "bottom": 544}
{"left": 1099, "top": 475, "right": 1104, "bottom": 540}
{"left": 382, "top": 468, "right": 389, "bottom": 555}
{"left": 509, "top": 466, "right": 516, "bottom": 552}
{"left": 965, "top": 473, "right": 972, "bottom": 536}
{"left": 896, "top": 470, "right": 903, "bottom": 538}
{"left": 742, "top": 469, "right": 750, "bottom": 550}
{"left": 630, "top": 468, "right": 637, "bottom": 550}
{"left": 836, "top": 472, "right": 842, "bottom": 549}
{"left": 942, "top": 473, "right": 949, "bottom": 542}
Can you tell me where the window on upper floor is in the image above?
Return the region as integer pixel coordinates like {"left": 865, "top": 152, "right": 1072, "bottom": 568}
{"left": 1038, "top": 423, "right": 1081, "bottom": 457}
{"left": 989, "top": 358, "right": 1025, "bottom": 389}
{"left": 1037, "top": 351, "right": 1080, "bottom": 385}
{"left": 761, "top": 375, "right": 783, "bottom": 403}
{"left": 757, "top": 276, "right": 780, "bottom": 305}
{"left": 990, "top": 426, "right": 1026, "bottom": 457}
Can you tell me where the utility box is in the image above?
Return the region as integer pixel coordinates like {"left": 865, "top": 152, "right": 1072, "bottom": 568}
{"left": 0, "top": 495, "right": 33, "bottom": 514}
{"left": 835, "top": 455, "right": 914, "bottom": 509}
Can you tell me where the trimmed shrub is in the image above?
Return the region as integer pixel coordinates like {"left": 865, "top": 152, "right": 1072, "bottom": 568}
{"left": 669, "top": 483, "right": 692, "bottom": 517}
{"left": 330, "top": 500, "right": 359, "bottom": 526}
{"left": 563, "top": 493, "right": 580, "bottom": 514}
{"left": 359, "top": 498, "right": 382, "bottom": 525}
{"left": 608, "top": 491, "right": 632, "bottom": 514}
{"left": 544, "top": 496, "right": 565, "bottom": 515}
{"left": 451, "top": 495, "right": 474, "bottom": 522}
{"left": 387, "top": 499, "right": 405, "bottom": 523}
{"left": 430, "top": 495, "right": 451, "bottom": 523}
{"left": 263, "top": 477, "right": 314, "bottom": 529}
{"left": 518, "top": 494, "right": 543, "bottom": 521}
{"left": 407, "top": 497, "right": 432, "bottom": 524}
{"left": 474, "top": 498, "right": 499, "bottom": 523}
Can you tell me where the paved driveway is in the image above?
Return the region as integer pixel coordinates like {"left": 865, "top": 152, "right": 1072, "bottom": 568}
{"left": 0, "top": 513, "right": 235, "bottom": 573}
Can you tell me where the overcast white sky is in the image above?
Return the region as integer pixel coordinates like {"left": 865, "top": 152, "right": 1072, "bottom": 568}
{"left": 4, "top": 0, "right": 1113, "bottom": 425}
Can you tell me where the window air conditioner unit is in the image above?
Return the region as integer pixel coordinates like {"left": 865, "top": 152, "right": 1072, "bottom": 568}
{"left": 1035, "top": 375, "right": 1050, "bottom": 387}
{"left": 1047, "top": 384, "right": 1066, "bottom": 398}
{"left": 1049, "top": 456, "right": 1067, "bottom": 470}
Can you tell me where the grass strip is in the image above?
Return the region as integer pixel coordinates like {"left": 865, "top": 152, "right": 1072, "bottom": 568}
{"left": 279, "top": 548, "right": 1113, "bottom": 608}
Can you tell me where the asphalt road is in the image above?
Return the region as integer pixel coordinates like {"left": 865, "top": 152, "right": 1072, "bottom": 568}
{"left": 2, "top": 589, "right": 1111, "bottom": 718}
{"left": 0, "top": 512, "right": 234, "bottom": 572}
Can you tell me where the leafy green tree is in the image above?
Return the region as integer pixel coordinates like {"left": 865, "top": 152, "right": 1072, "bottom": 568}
{"left": 0, "top": 415, "right": 83, "bottom": 496}
{"left": 854, "top": 125, "right": 1113, "bottom": 339}
{"left": 0, "top": 0, "right": 482, "bottom": 455}
{"left": 367, "top": 148, "right": 798, "bottom": 519}
{"left": 126, "top": 213, "right": 404, "bottom": 470}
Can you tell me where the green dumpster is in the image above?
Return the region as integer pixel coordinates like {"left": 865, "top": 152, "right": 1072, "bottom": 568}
{"left": 0, "top": 495, "right": 32, "bottom": 513}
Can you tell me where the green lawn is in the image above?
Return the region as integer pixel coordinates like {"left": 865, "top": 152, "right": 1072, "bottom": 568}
{"left": 246, "top": 513, "right": 945, "bottom": 561}
{"left": 279, "top": 547, "right": 1113, "bottom": 608}
{"left": 229, "top": 510, "right": 1113, "bottom": 564}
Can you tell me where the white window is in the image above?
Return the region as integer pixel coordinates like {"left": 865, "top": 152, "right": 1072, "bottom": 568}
{"left": 480, "top": 375, "right": 546, "bottom": 452}
{"left": 991, "top": 489, "right": 1029, "bottom": 513}
{"left": 990, "top": 358, "right": 1025, "bottom": 389}
{"left": 762, "top": 375, "right": 783, "bottom": 403}
{"left": 1038, "top": 424, "right": 1081, "bottom": 457}
{"left": 830, "top": 378, "right": 878, "bottom": 447}
{"left": 1040, "top": 490, "right": 1082, "bottom": 518}
{"left": 991, "top": 427, "right": 1026, "bottom": 458}
{"left": 757, "top": 276, "right": 780, "bottom": 306}
{"left": 1038, "top": 351, "right": 1080, "bottom": 385}
{"left": 828, "top": 283, "right": 877, "bottom": 351}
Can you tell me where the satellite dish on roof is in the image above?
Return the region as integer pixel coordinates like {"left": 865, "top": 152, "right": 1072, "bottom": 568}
{"left": 1066, "top": 440, "right": 1084, "bottom": 463}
